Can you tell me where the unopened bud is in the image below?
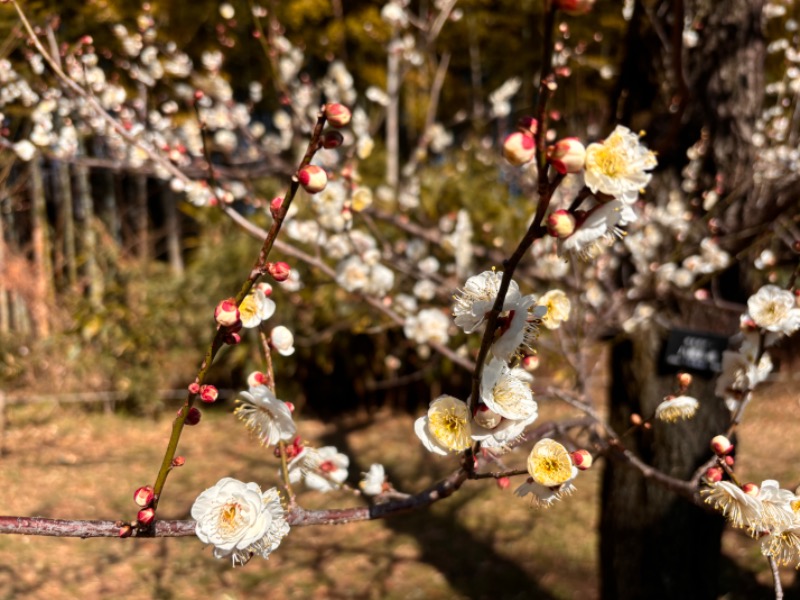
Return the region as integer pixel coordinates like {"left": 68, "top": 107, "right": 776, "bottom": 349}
{"left": 256, "top": 282, "right": 273, "bottom": 296}
{"left": 724, "top": 455, "right": 735, "bottom": 466}
{"left": 184, "top": 407, "right": 202, "bottom": 426}
{"left": 547, "top": 138, "right": 586, "bottom": 174}
{"left": 677, "top": 372, "right": 693, "bottom": 389}
{"left": 199, "top": 384, "right": 219, "bottom": 403}
{"left": 269, "top": 196, "right": 283, "bottom": 217}
{"left": 298, "top": 165, "right": 328, "bottom": 194}
{"left": 502, "top": 132, "right": 535, "bottom": 166}
{"left": 322, "top": 130, "right": 344, "bottom": 149}
{"left": 518, "top": 116, "right": 538, "bottom": 135}
{"left": 188, "top": 382, "right": 200, "bottom": 394}
{"left": 793, "top": 240, "right": 800, "bottom": 253}
{"left": 742, "top": 482, "right": 759, "bottom": 496}
{"left": 224, "top": 331, "right": 242, "bottom": 345}
{"left": 710, "top": 435, "right": 733, "bottom": 456}
{"left": 193, "top": 90, "right": 204, "bottom": 101}
{"left": 284, "top": 401, "right": 295, "bottom": 413}
{"left": 267, "top": 261, "right": 291, "bottom": 282}
{"left": 547, "top": 209, "right": 577, "bottom": 238}
{"left": 497, "top": 476, "right": 511, "bottom": 490}
{"left": 705, "top": 467, "right": 723, "bottom": 483}
{"left": 324, "top": 103, "right": 352, "bottom": 128}
{"left": 137, "top": 507, "right": 156, "bottom": 526}
{"left": 247, "top": 371, "right": 269, "bottom": 388}
{"left": 554, "top": 0, "right": 596, "bottom": 15}
{"left": 630, "top": 413, "right": 643, "bottom": 426}
{"left": 570, "top": 449, "right": 593, "bottom": 470}
{"left": 133, "top": 486, "right": 155, "bottom": 508}
{"left": 172, "top": 456, "right": 186, "bottom": 467}
{"left": 214, "top": 298, "right": 240, "bottom": 327}
{"left": 473, "top": 404, "right": 502, "bottom": 429}
{"left": 522, "top": 354, "right": 540, "bottom": 372}
{"left": 119, "top": 524, "right": 133, "bottom": 538}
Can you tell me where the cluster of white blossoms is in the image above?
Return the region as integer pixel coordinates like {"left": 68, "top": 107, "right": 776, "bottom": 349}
{"left": 414, "top": 269, "right": 589, "bottom": 507}
{"left": 191, "top": 477, "right": 290, "bottom": 566}
{"left": 715, "top": 285, "right": 799, "bottom": 413}
{"left": 704, "top": 479, "right": 800, "bottom": 566}
{"left": 287, "top": 446, "right": 350, "bottom": 493}
{"left": 235, "top": 374, "right": 296, "bottom": 447}
{"left": 505, "top": 124, "right": 657, "bottom": 261}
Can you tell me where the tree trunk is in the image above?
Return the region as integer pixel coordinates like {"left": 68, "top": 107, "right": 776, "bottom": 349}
{"left": 56, "top": 160, "right": 77, "bottom": 289}
{"left": 30, "top": 157, "right": 53, "bottom": 337}
{"left": 75, "top": 147, "right": 103, "bottom": 308}
{"left": 161, "top": 184, "right": 184, "bottom": 277}
{"left": 135, "top": 174, "right": 149, "bottom": 261}
{"left": 601, "top": 1, "right": 766, "bottom": 598}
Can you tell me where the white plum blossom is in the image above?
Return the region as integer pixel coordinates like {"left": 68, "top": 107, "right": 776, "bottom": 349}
{"left": 559, "top": 199, "right": 637, "bottom": 260}
{"left": 413, "top": 279, "right": 437, "bottom": 301}
{"left": 537, "top": 289, "right": 571, "bottom": 330}
{"left": 359, "top": 464, "right": 387, "bottom": 496}
{"left": 526, "top": 439, "right": 575, "bottom": 487}
{"left": 491, "top": 295, "right": 547, "bottom": 362}
{"left": 191, "top": 477, "right": 290, "bottom": 566}
{"left": 453, "top": 271, "right": 521, "bottom": 334}
{"left": 12, "top": 140, "right": 36, "bottom": 161}
{"left": 746, "top": 285, "right": 800, "bottom": 335}
{"left": 235, "top": 386, "right": 296, "bottom": 446}
{"left": 239, "top": 288, "right": 276, "bottom": 329}
{"left": 514, "top": 469, "right": 577, "bottom": 509}
{"left": 584, "top": 125, "right": 657, "bottom": 203}
{"left": 480, "top": 357, "right": 537, "bottom": 421}
{"left": 654, "top": 395, "right": 699, "bottom": 423}
{"left": 703, "top": 481, "right": 762, "bottom": 530}
{"left": 715, "top": 348, "right": 773, "bottom": 412}
{"left": 415, "top": 395, "right": 472, "bottom": 455}
{"left": 288, "top": 446, "right": 350, "bottom": 492}
{"left": 404, "top": 308, "right": 450, "bottom": 346}
{"left": 270, "top": 326, "right": 295, "bottom": 356}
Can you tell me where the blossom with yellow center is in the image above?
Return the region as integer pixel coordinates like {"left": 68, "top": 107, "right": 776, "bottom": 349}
{"left": 584, "top": 125, "right": 657, "bottom": 203}
{"left": 480, "top": 357, "right": 537, "bottom": 421}
{"left": 702, "top": 481, "right": 762, "bottom": 530}
{"left": 415, "top": 395, "right": 472, "bottom": 455}
{"left": 526, "top": 438, "right": 574, "bottom": 487}
{"left": 761, "top": 527, "right": 800, "bottom": 566}
{"left": 746, "top": 285, "right": 800, "bottom": 336}
{"left": 654, "top": 395, "right": 699, "bottom": 423}
{"left": 239, "top": 288, "right": 275, "bottom": 329}
{"left": 537, "top": 289, "right": 571, "bottom": 330}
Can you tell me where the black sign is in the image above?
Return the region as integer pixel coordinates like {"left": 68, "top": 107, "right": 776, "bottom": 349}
{"left": 663, "top": 329, "right": 729, "bottom": 373}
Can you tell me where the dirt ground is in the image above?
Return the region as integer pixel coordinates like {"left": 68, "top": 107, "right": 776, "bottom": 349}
{"left": 0, "top": 379, "right": 798, "bottom": 600}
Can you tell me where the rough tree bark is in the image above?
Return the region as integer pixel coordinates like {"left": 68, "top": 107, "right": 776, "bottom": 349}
{"left": 601, "top": 1, "right": 767, "bottom": 599}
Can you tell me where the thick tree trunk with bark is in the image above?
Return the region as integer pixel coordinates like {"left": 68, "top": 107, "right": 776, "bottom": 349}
{"left": 601, "top": 1, "right": 766, "bottom": 598}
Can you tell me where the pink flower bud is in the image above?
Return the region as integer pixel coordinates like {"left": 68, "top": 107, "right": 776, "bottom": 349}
{"left": 270, "top": 196, "right": 283, "bottom": 217}
{"left": 547, "top": 209, "right": 577, "bottom": 238}
{"left": 518, "top": 116, "right": 538, "bottom": 135}
{"left": 324, "top": 103, "right": 352, "bottom": 128}
{"left": 284, "top": 401, "right": 295, "bottom": 413}
{"left": 724, "top": 455, "right": 735, "bottom": 467}
{"left": 710, "top": 435, "right": 733, "bottom": 456}
{"left": 322, "top": 130, "right": 344, "bottom": 149}
{"left": 214, "top": 298, "right": 240, "bottom": 327}
{"left": 298, "top": 165, "right": 328, "bottom": 194}
{"left": 547, "top": 138, "right": 586, "bottom": 174}
{"left": 137, "top": 507, "right": 156, "bottom": 526}
{"left": 184, "top": 407, "right": 202, "bottom": 426}
{"left": 199, "top": 384, "right": 219, "bottom": 403}
{"left": 255, "top": 282, "right": 273, "bottom": 296}
{"left": 247, "top": 371, "right": 269, "bottom": 388}
{"left": 554, "top": 0, "right": 596, "bottom": 15}
{"left": 267, "top": 261, "right": 291, "bottom": 282}
{"left": 571, "top": 449, "right": 593, "bottom": 470}
{"left": 119, "top": 524, "right": 133, "bottom": 538}
{"left": 172, "top": 456, "right": 186, "bottom": 467}
{"left": 705, "top": 467, "right": 723, "bottom": 483}
{"left": 188, "top": 382, "right": 200, "bottom": 394}
{"left": 497, "top": 476, "right": 511, "bottom": 490}
{"left": 194, "top": 90, "right": 205, "bottom": 101}
{"left": 522, "top": 355, "right": 540, "bottom": 372}
{"left": 224, "top": 331, "right": 242, "bottom": 345}
{"left": 630, "top": 413, "right": 643, "bottom": 426}
{"left": 742, "top": 482, "right": 759, "bottom": 496}
{"left": 502, "top": 132, "right": 535, "bottom": 166}
{"left": 133, "top": 486, "right": 155, "bottom": 508}
{"left": 677, "top": 372, "right": 693, "bottom": 389}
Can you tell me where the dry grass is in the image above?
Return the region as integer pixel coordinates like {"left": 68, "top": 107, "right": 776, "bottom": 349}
{"left": 0, "top": 379, "right": 797, "bottom": 599}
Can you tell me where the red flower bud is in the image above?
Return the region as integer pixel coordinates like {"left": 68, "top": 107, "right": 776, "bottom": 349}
{"left": 224, "top": 332, "right": 242, "bottom": 345}
{"left": 270, "top": 196, "right": 283, "bottom": 217}
{"left": 502, "top": 132, "right": 535, "bottom": 166}
{"left": 497, "top": 476, "right": 511, "bottom": 490}
{"left": 710, "top": 435, "right": 733, "bottom": 456}
{"left": 133, "top": 486, "right": 155, "bottom": 508}
{"left": 546, "top": 209, "right": 577, "bottom": 238}
{"left": 322, "top": 130, "right": 344, "bottom": 149}
{"left": 324, "top": 103, "right": 352, "bottom": 128}
{"left": 554, "top": 0, "right": 596, "bottom": 15}
{"left": 172, "top": 456, "right": 186, "bottom": 467}
{"left": 522, "top": 355, "right": 540, "bottom": 372}
{"left": 547, "top": 137, "right": 586, "bottom": 174}
{"left": 705, "top": 467, "right": 723, "bottom": 483}
{"left": 119, "top": 524, "right": 133, "bottom": 538}
{"left": 137, "top": 507, "right": 156, "bottom": 526}
{"left": 742, "top": 482, "right": 759, "bottom": 496}
{"left": 199, "top": 384, "right": 219, "bottom": 403}
{"left": 571, "top": 449, "right": 593, "bottom": 470}
{"left": 298, "top": 165, "right": 328, "bottom": 194}
{"left": 267, "top": 261, "right": 291, "bottom": 282}
{"left": 188, "top": 382, "right": 200, "bottom": 394}
{"left": 214, "top": 298, "right": 240, "bottom": 327}
{"left": 184, "top": 407, "right": 202, "bottom": 426}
